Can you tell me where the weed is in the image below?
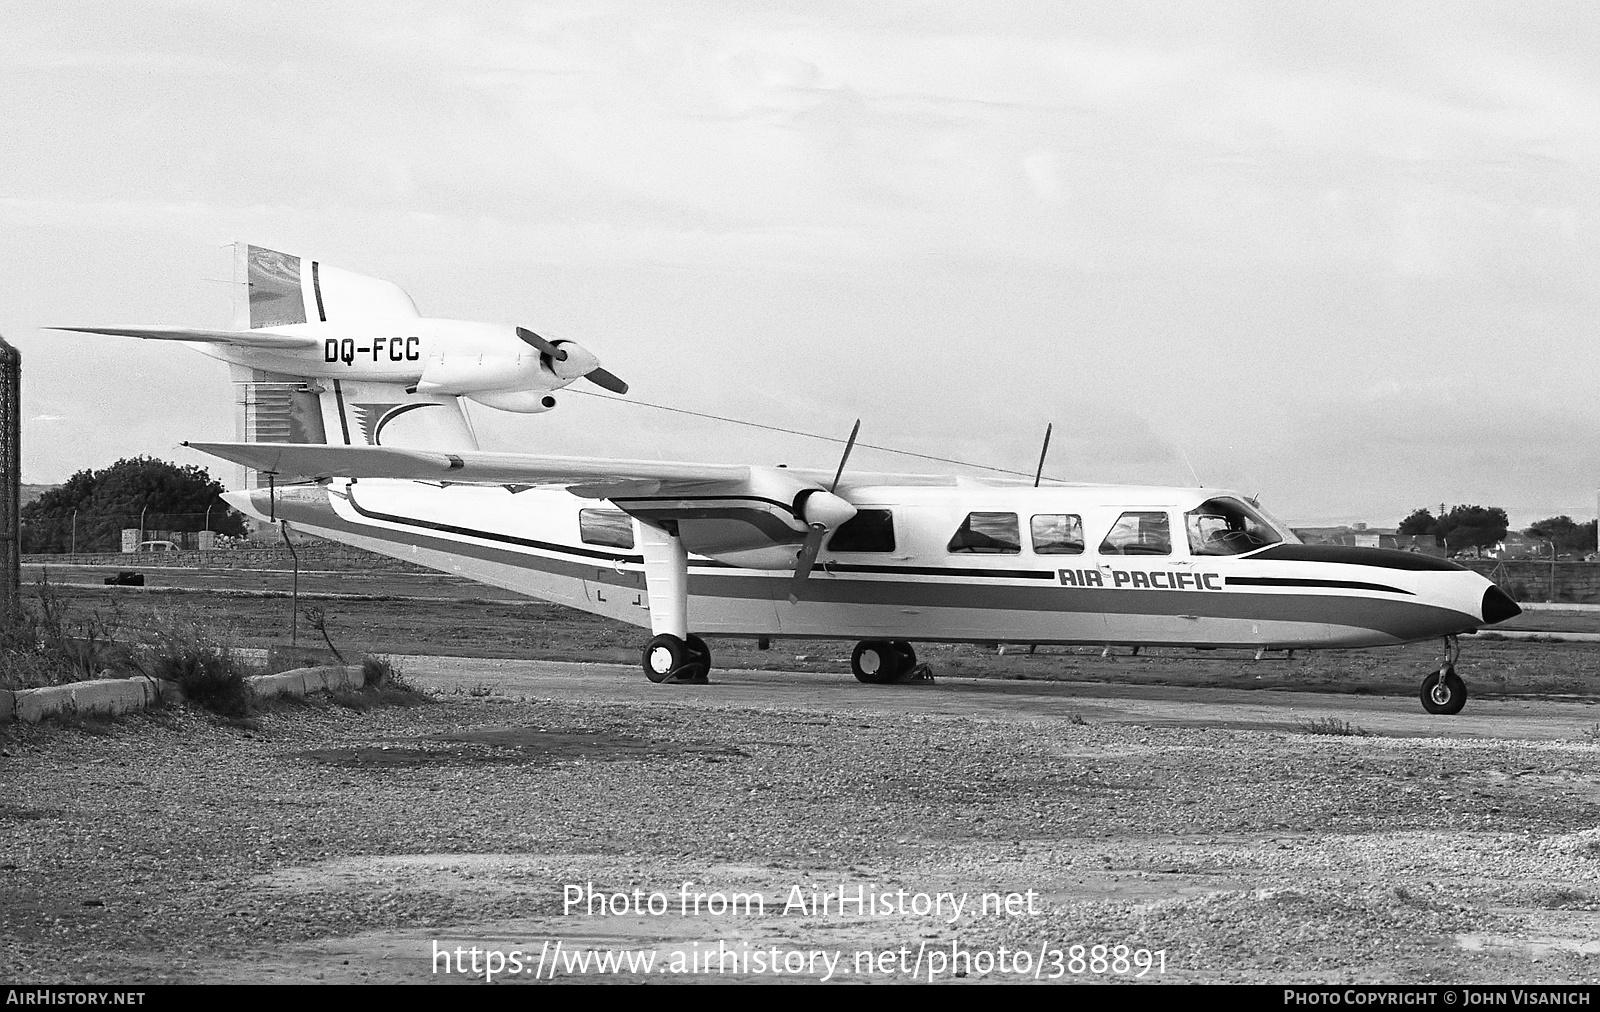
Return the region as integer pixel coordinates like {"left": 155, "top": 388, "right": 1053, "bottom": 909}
{"left": 303, "top": 607, "right": 346, "bottom": 664}
{"left": 1582, "top": 724, "right": 1600, "bottom": 743}
{"left": 1067, "top": 712, "right": 1088, "bottom": 726}
{"left": 362, "top": 655, "right": 396, "bottom": 687}
{"left": 0, "top": 576, "right": 128, "bottom": 689}
{"left": 127, "top": 612, "right": 252, "bottom": 718}
{"left": 1295, "top": 716, "right": 1372, "bottom": 737}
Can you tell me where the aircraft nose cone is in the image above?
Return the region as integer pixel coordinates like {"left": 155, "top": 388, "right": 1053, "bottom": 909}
{"left": 1482, "top": 585, "right": 1522, "bottom": 625}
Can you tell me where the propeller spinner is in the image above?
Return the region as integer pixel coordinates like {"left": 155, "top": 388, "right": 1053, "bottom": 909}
{"left": 789, "top": 419, "right": 862, "bottom": 602}
{"left": 516, "top": 327, "right": 629, "bottom": 394}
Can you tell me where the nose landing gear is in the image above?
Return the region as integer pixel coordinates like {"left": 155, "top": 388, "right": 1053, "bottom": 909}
{"left": 1419, "top": 635, "right": 1466, "bottom": 715}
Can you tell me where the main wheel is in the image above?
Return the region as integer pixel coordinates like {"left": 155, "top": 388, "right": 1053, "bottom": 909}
{"left": 852, "top": 640, "right": 897, "bottom": 684}
{"left": 1420, "top": 667, "right": 1467, "bottom": 715}
{"left": 643, "top": 634, "right": 689, "bottom": 683}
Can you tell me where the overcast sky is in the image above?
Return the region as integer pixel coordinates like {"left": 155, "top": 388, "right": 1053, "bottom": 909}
{"left": 3, "top": 1, "right": 1598, "bottom": 527}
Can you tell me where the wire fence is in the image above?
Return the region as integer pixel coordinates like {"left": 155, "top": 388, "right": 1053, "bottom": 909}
{"left": 21, "top": 512, "right": 247, "bottom": 554}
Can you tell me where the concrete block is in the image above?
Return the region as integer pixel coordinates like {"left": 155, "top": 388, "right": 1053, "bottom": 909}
{"left": 245, "top": 665, "right": 362, "bottom": 701}
{"left": 248, "top": 670, "right": 308, "bottom": 701}
{"left": 267, "top": 644, "right": 343, "bottom": 674}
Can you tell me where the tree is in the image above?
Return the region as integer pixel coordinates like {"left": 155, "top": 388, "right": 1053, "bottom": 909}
{"left": 21, "top": 457, "right": 247, "bottom": 553}
{"left": 1525, "top": 516, "right": 1599, "bottom": 557}
{"left": 1397, "top": 508, "right": 1437, "bottom": 537}
{"left": 1435, "top": 504, "right": 1509, "bottom": 558}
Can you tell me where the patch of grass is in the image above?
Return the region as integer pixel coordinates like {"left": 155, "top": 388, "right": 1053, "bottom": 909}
{"left": 356, "top": 656, "right": 428, "bottom": 707}
{"left": 1582, "top": 723, "right": 1600, "bottom": 743}
{"left": 1295, "top": 716, "right": 1372, "bottom": 737}
{"left": 0, "top": 576, "right": 128, "bottom": 690}
{"left": 1067, "top": 712, "right": 1088, "bottom": 726}
{"left": 127, "top": 612, "right": 253, "bottom": 718}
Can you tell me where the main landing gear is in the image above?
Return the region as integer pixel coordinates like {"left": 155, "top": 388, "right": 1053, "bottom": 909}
{"left": 851, "top": 639, "right": 929, "bottom": 684}
{"left": 642, "top": 633, "right": 711, "bottom": 684}
{"left": 1420, "top": 635, "right": 1467, "bottom": 715}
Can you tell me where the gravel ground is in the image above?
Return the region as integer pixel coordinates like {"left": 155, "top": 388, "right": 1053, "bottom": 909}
{"left": 4, "top": 676, "right": 1600, "bottom": 985}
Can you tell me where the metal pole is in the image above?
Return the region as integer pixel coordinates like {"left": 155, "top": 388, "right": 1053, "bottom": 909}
{"left": 1549, "top": 538, "right": 1557, "bottom": 603}
{"left": 0, "top": 335, "right": 19, "bottom": 625}
{"left": 280, "top": 520, "right": 298, "bottom": 646}
{"left": 71, "top": 508, "right": 76, "bottom": 555}
{"left": 140, "top": 505, "right": 147, "bottom": 549}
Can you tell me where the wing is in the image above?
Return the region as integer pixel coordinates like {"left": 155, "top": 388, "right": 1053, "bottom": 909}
{"left": 51, "top": 325, "right": 320, "bottom": 350}
{"left": 185, "top": 441, "right": 752, "bottom": 491}
{"left": 188, "top": 441, "right": 857, "bottom": 568}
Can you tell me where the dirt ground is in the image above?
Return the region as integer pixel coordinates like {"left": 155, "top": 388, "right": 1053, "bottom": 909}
{"left": 6, "top": 663, "right": 1600, "bottom": 985}
{"left": 9, "top": 561, "right": 1600, "bottom": 985}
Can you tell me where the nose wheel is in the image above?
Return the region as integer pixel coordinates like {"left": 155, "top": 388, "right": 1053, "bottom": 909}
{"left": 1419, "top": 636, "right": 1466, "bottom": 715}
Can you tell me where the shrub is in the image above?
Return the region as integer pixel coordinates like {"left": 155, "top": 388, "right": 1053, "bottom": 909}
{"left": 0, "top": 577, "right": 127, "bottom": 689}
{"left": 128, "top": 613, "right": 251, "bottom": 718}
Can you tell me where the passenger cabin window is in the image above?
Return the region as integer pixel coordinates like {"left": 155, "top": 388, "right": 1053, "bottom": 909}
{"left": 1098, "top": 511, "right": 1172, "bottom": 556}
{"left": 947, "top": 512, "right": 1021, "bottom": 554}
{"left": 1186, "top": 497, "right": 1284, "bottom": 556}
{"left": 827, "top": 509, "right": 896, "bottom": 553}
{"left": 1031, "top": 514, "right": 1085, "bottom": 555}
{"left": 578, "top": 508, "right": 634, "bottom": 550}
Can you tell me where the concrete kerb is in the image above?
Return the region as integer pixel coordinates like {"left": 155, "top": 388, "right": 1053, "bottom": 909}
{"left": 0, "top": 664, "right": 367, "bottom": 724}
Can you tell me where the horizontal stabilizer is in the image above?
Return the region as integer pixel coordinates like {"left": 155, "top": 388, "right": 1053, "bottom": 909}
{"left": 52, "top": 325, "right": 320, "bottom": 350}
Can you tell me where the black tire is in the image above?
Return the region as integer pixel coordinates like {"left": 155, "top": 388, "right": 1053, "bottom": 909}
{"left": 643, "top": 634, "right": 688, "bottom": 684}
{"left": 852, "top": 640, "right": 897, "bottom": 684}
{"left": 1420, "top": 668, "right": 1467, "bottom": 715}
{"left": 685, "top": 634, "right": 712, "bottom": 682}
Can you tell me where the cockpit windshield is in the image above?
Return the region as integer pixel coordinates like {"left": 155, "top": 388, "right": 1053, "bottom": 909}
{"left": 1185, "top": 497, "right": 1286, "bottom": 556}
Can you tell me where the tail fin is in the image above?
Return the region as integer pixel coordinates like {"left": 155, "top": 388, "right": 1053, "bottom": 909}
{"left": 226, "top": 245, "right": 476, "bottom": 488}
{"left": 231, "top": 243, "right": 420, "bottom": 330}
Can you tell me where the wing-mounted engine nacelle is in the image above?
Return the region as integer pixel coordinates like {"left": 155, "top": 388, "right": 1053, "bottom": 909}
{"left": 413, "top": 347, "right": 547, "bottom": 397}
{"left": 464, "top": 389, "right": 559, "bottom": 413}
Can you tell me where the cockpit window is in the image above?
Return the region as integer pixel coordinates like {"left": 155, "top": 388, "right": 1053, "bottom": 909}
{"left": 1185, "top": 497, "right": 1284, "bottom": 556}
{"left": 948, "top": 512, "right": 1021, "bottom": 554}
{"left": 1098, "top": 512, "right": 1172, "bottom": 556}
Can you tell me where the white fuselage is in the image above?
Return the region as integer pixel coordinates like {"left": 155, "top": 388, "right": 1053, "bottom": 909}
{"left": 233, "top": 479, "right": 1508, "bottom": 650}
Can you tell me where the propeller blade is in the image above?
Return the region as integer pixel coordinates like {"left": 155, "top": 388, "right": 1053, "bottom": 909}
{"left": 585, "top": 367, "right": 629, "bottom": 395}
{"left": 515, "top": 326, "right": 566, "bottom": 361}
{"left": 788, "top": 527, "right": 828, "bottom": 604}
{"left": 830, "top": 419, "right": 861, "bottom": 493}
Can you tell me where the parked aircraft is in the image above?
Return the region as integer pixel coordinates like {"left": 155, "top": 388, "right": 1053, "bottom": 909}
{"left": 186, "top": 439, "right": 1522, "bottom": 715}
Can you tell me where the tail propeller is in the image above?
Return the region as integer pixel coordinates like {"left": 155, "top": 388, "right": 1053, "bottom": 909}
{"left": 516, "top": 327, "right": 629, "bottom": 394}
{"left": 790, "top": 419, "right": 861, "bottom": 602}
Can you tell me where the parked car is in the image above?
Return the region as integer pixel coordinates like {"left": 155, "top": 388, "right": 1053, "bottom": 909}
{"left": 137, "top": 540, "right": 177, "bottom": 552}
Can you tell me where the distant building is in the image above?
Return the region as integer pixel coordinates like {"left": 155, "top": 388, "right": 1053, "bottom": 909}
{"left": 1490, "top": 532, "right": 1541, "bottom": 560}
